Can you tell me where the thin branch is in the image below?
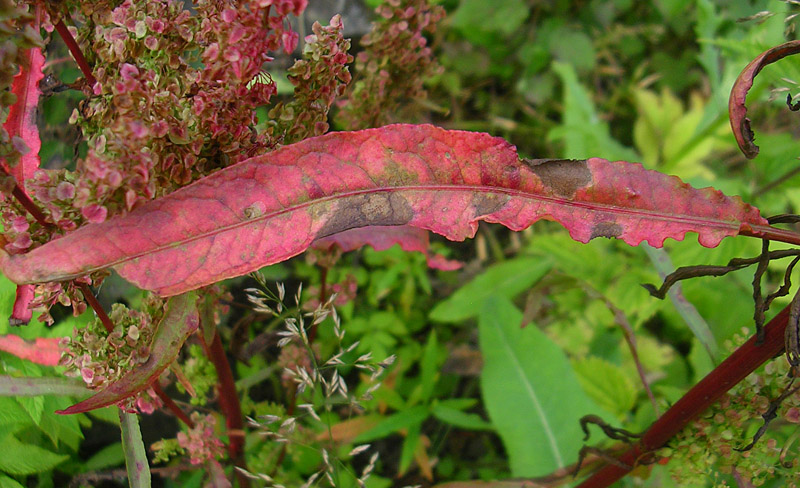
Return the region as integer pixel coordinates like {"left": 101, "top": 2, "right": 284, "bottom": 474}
{"left": 53, "top": 19, "right": 96, "bottom": 86}
{"left": 206, "top": 331, "right": 250, "bottom": 488}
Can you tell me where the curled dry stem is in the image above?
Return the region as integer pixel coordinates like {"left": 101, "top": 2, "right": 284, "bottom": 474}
{"left": 729, "top": 40, "right": 800, "bottom": 159}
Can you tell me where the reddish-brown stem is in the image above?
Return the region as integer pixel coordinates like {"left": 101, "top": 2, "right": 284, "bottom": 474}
{"left": 78, "top": 283, "right": 194, "bottom": 428}
{"left": 11, "top": 184, "right": 53, "bottom": 228}
{"left": 53, "top": 20, "right": 96, "bottom": 86}
{"left": 78, "top": 283, "right": 113, "bottom": 333}
{"left": 206, "top": 331, "right": 249, "bottom": 488}
{"left": 151, "top": 384, "right": 195, "bottom": 428}
{"left": 577, "top": 305, "right": 791, "bottom": 488}
{"left": 742, "top": 224, "right": 800, "bottom": 247}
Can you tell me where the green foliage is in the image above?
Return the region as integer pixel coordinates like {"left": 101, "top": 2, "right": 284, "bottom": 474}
{"left": 479, "top": 296, "right": 607, "bottom": 476}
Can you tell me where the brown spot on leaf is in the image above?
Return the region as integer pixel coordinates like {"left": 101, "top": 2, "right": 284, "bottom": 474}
{"left": 472, "top": 192, "right": 509, "bottom": 216}
{"left": 523, "top": 158, "right": 592, "bottom": 198}
{"left": 318, "top": 193, "right": 414, "bottom": 238}
{"left": 590, "top": 221, "right": 623, "bottom": 240}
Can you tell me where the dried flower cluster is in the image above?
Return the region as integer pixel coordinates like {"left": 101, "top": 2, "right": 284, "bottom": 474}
{"left": 267, "top": 14, "right": 353, "bottom": 144}
{"left": 59, "top": 302, "right": 161, "bottom": 412}
{"left": 337, "top": 0, "right": 445, "bottom": 129}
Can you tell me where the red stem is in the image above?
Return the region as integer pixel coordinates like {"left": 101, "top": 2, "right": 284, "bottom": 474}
{"left": 577, "top": 305, "right": 791, "bottom": 488}
{"left": 206, "top": 331, "right": 250, "bottom": 488}
{"left": 11, "top": 183, "right": 53, "bottom": 228}
{"left": 53, "top": 20, "right": 96, "bottom": 86}
{"left": 78, "top": 283, "right": 194, "bottom": 428}
{"left": 152, "top": 384, "right": 194, "bottom": 428}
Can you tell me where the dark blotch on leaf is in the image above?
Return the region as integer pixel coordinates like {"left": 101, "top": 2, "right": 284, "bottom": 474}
{"left": 590, "top": 222, "right": 623, "bottom": 240}
{"left": 317, "top": 192, "right": 414, "bottom": 238}
{"left": 471, "top": 192, "right": 509, "bottom": 216}
{"left": 523, "top": 158, "right": 592, "bottom": 198}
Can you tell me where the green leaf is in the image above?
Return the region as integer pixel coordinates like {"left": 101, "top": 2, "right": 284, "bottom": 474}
{"left": 84, "top": 442, "right": 125, "bottom": 472}
{"left": 432, "top": 405, "right": 493, "bottom": 431}
{"left": 571, "top": 357, "right": 637, "bottom": 418}
{"left": 430, "top": 257, "right": 551, "bottom": 323}
{"left": 120, "top": 411, "right": 151, "bottom": 488}
{"left": 548, "top": 62, "right": 639, "bottom": 161}
{"left": 399, "top": 423, "right": 420, "bottom": 475}
{"left": 451, "top": 0, "right": 529, "bottom": 38}
{"left": 0, "top": 475, "right": 24, "bottom": 488}
{"left": 479, "top": 296, "right": 604, "bottom": 476}
{"left": 0, "top": 397, "right": 34, "bottom": 429}
{"left": 353, "top": 405, "right": 429, "bottom": 443}
{"left": 0, "top": 433, "right": 68, "bottom": 475}
{"left": 416, "top": 331, "right": 440, "bottom": 404}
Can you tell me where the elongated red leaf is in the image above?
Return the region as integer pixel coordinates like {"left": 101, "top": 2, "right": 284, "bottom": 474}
{"left": 0, "top": 125, "right": 768, "bottom": 296}
{"left": 729, "top": 40, "right": 800, "bottom": 159}
{"left": 57, "top": 292, "right": 199, "bottom": 414}
{"left": 312, "top": 225, "right": 462, "bottom": 270}
{"left": 0, "top": 334, "right": 61, "bottom": 366}
{"left": 3, "top": 47, "right": 44, "bottom": 185}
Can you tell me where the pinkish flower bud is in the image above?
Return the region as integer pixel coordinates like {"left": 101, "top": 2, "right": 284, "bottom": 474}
{"left": 10, "top": 216, "right": 29, "bottom": 233}
{"left": 120, "top": 63, "right": 139, "bottom": 81}
{"left": 82, "top": 204, "right": 108, "bottom": 224}
{"left": 55, "top": 182, "right": 75, "bottom": 200}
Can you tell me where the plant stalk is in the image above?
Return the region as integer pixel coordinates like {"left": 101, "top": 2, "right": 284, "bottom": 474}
{"left": 53, "top": 19, "right": 96, "bottom": 86}
{"left": 206, "top": 331, "right": 250, "bottom": 488}
{"left": 576, "top": 305, "right": 791, "bottom": 488}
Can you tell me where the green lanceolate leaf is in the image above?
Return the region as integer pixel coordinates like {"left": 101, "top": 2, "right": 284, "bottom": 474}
{"left": 479, "top": 295, "right": 605, "bottom": 476}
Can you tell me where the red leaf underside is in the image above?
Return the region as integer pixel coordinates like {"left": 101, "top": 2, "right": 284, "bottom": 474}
{"left": 3, "top": 47, "right": 44, "bottom": 185}
{"left": 0, "top": 124, "right": 766, "bottom": 296}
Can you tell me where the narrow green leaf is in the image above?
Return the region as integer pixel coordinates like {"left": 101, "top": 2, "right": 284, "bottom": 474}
{"left": 120, "top": 410, "right": 151, "bottom": 488}
{"left": 0, "top": 433, "right": 68, "bottom": 475}
{"left": 417, "top": 331, "right": 440, "bottom": 404}
{"left": 432, "top": 405, "right": 493, "bottom": 431}
{"left": 353, "top": 405, "right": 429, "bottom": 443}
{"left": 430, "top": 257, "right": 551, "bottom": 323}
{"left": 479, "top": 296, "right": 604, "bottom": 476}
{"left": 399, "top": 423, "right": 420, "bottom": 475}
{"left": 643, "top": 244, "right": 718, "bottom": 362}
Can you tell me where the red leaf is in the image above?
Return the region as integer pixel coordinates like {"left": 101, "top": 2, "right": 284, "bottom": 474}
{"left": 2, "top": 47, "right": 44, "bottom": 186}
{"left": 10, "top": 284, "right": 34, "bottom": 326}
{"left": 0, "top": 334, "right": 62, "bottom": 366}
{"left": 729, "top": 40, "right": 800, "bottom": 159}
{"left": 58, "top": 292, "right": 199, "bottom": 414}
{"left": 0, "top": 125, "right": 768, "bottom": 296}
{"left": 312, "top": 225, "right": 463, "bottom": 271}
